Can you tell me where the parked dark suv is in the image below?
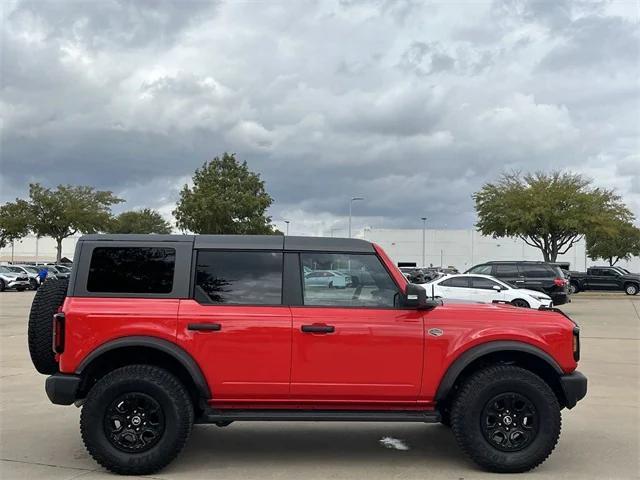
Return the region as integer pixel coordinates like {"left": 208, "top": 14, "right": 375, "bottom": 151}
{"left": 465, "top": 261, "right": 570, "bottom": 306}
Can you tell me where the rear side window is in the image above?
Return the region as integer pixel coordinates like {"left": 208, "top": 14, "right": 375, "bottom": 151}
{"left": 468, "top": 265, "right": 492, "bottom": 274}
{"left": 521, "top": 264, "right": 553, "bottom": 278}
{"left": 87, "top": 247, "right": 175, "bottom": 293}
{"left": 494, "top": 264, "right": 519, "bottom": 276}
{"left": 195, "top": 251, "right": 283, "bottom": 305}
{"left": 440, "top": 277, "right": 470, "bottom": 288}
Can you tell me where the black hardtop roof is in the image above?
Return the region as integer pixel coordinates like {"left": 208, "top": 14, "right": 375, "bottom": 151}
{"left": 78, "top": 234, "right": 374, "bottom": 253}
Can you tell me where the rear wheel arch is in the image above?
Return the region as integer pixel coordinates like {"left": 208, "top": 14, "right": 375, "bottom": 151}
{"left": 76, "top": 337, "right": 210, "bottom": 406}
{"left": 435, "top": 341, "right": 567, "bottom": 409}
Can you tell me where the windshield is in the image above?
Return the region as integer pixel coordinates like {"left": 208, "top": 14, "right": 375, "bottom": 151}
{"left": 21, "top": 266, "right": 39, "bottom": 274}
{"left": 6, "top": 266, "right": 23, "bottom": 273}
{"left": 0, "top": 266, "right": 12, "bottom": 274}
{"left": 56, "top": 265, "right": 71, "bottom": 272}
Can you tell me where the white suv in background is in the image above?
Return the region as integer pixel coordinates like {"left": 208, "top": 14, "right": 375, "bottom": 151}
{"left": 421, "top": 273, "right": 553, "bottom": 309}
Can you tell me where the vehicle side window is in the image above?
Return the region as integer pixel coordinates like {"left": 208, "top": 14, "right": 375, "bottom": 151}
{"left": 470, "top": 276, "right": 499, "bottom": 289}
{"left": 494, "top": 264, "right": 519, "bottom": 276}
{"left": 195, "top": 251, "right": 283, "bottom": 305}
{"left": 300, "top": 253, "right": 398, "bottom": 308}
{"left": 440, "top": 277, "right": 470, "bottom": 288}
{"left": 521, "top": 264, "right": 553, "bottom": 278}
{"left": 600, "top": 269, "right": 618, "bottom": 277}
{"left": 469, "top": 265, "right": 492, "bottom": 274}
{"left": 87, "top": 247, "right": 175, "bottom": 294}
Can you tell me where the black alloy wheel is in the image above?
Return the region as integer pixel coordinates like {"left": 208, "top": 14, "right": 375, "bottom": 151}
{"left": 481, "top": 392, "right": 538, "bottom": 452}
{"left": 104, "top": 392, "right": 166, "bottom": 453}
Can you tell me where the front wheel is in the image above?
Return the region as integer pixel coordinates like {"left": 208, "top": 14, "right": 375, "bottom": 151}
{"left": 81, "top": 365, "right": 194, "bottom": 475}
{"left": 624, "top": 283, "right": 639, "bottom": 296}
{"left": 568, "top": 282, "right": 579, "bottom": 294}
{"left": 511, "top": 299, "right": 530, "bottom": 308}
{"left": 450, "top": 365, "right": 561, "bottom": 473}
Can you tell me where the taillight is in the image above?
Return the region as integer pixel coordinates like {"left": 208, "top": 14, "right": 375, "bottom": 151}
{"left": 52, "top": 312, "right": 65, "bottom": 354}
{"left": 554, "top": 278, "right": 566, "bottom": 287}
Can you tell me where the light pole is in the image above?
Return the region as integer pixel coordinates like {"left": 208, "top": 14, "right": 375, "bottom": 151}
{"left": 284, "top": 220, "right": 290, "bottom": 236}
{"left": 421, "top": 217, "right": 427, "bottom": 267}
{"left": 348, "top": 197, "right": 364, "bottom": 238}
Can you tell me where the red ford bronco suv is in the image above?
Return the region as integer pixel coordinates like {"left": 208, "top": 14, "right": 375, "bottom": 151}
{"left": 28, "top": 234, "right": 587, "bottom": 475}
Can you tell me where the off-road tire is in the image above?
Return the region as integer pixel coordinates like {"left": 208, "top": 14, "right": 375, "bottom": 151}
{"left": 624, "top": 283, "right": 639, "bottom": 296}
{"left": 450, "top": 365, "right": 561, "bottom": 473}
{"left": 81, "top": 365, "right": 194, "bottom": 475}
{"left": 28, "top": 278, "right": 68, "bottom": 374}
{"left": 511, "top": 299, "right": 530, "bottom": 308}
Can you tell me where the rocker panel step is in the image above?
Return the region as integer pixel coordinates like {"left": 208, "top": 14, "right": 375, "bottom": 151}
{"left": 197, "top": 409, "right": 441, "bottom": 423}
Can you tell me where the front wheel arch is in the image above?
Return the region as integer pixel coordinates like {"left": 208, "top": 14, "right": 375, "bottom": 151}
{"left": 435, "top": 342, "right": 566, "bottom": 409}
{"left": 623, "top": 282, "right": 639, "bottom": 295}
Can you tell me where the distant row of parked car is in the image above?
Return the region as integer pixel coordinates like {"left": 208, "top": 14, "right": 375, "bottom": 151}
{"left": 401, "top": 260, "right": 639, "bottom": 309}
{"left": 0, "top": 263, "right": 72, "bottom": 292}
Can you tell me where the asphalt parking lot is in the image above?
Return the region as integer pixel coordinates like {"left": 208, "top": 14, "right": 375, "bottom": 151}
{"left": 1, "top": 291, "right": 638, "bottom": 480}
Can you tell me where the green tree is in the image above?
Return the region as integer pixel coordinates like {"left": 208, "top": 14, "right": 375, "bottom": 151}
{"left": 108, "top": 209, "right": 172, "bottom": 234}
{"left": 18, "top": 184, "right": 123, "bottom": 262}
{"left": 474, "top": 171, "right": 634, "bottom": 262}
{"left": 0, "top": 201, "right": 31, "bottom": 249}
{"left": 173, "top": 153, "right": 276, "bottom": 234}
{"left": 586, "top": 220, "right": 640, "bottom": 266}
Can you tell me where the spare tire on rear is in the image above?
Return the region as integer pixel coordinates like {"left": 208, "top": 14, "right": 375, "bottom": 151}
{"left": 28, "top": 278, "right": 68, "bottom": 374}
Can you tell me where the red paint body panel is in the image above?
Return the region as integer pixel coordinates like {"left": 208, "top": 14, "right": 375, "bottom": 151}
{"left": 290, "top": 307, "right": 423, "bottom": 403}
{"left": 59, "top": 297, "right": 179, "bottom": 373}
{"left": 177, "top": 300, "right": 292, "bottom": 401}
{"left": 57, "top": 243, "right": 578, "bottom": 412}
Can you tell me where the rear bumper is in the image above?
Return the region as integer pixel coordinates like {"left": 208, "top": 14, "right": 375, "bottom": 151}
{"left": 551, "top": 292, "right": 570, "bottom": 305}
{"left": 560, "top": 371, "right": 587, "bottom": 409}
{"left": 45, "top": 373, "right": 81, "bottom": 405}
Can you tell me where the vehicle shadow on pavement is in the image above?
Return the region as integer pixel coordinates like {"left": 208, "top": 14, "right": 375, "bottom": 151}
{"left": 175, "top": 423, "right": 467, "bottom": 471}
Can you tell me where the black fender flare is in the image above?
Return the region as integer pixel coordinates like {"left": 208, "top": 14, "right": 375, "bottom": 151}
{"left": 434, "top": 341, "right": 563, "bottom": 403}
{"left": 76, "top": 336, "right": 211, "bottom": 398}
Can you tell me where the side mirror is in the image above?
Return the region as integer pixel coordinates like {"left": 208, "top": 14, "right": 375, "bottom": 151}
{"left": 402, "top": 283, "right": 440, "bottom": 310}
{"left": 492, "top": 285, "right": 502, "bottom": 291}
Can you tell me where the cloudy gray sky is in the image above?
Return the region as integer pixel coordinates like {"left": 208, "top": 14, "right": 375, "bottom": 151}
{"left": 2, "top": 0, "right": 639, "bottom": 236}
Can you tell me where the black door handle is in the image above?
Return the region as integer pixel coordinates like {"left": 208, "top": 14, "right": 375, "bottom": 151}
{"left": 301, "top": 324, "right": 335, "bottom": 334}
{"left": 188, "top": 323, "right": 222, "bottom": 331}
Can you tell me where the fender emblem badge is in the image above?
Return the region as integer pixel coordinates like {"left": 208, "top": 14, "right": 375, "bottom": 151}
{"left": 428, "top": 328, "right": 444, "bottom": 337}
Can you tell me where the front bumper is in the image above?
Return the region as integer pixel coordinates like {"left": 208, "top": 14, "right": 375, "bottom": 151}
{"left": 45, "top": 373, "right": 81, "bottom": 405}
{"left": 7, "top": 280, "right": 30, "bottom": 289}
{"left": 560, "top": 371, "right": 587, "bottom": 409}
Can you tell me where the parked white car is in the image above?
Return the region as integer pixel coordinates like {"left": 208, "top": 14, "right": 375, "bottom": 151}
{"left": 421, "top": 273, "right": 553, "bottom": 309}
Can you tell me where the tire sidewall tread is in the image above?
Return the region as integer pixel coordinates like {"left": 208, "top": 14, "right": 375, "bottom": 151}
{"left": 450, "top": 365, "right": 561, "bottom": 473}
{"left": 80, "top": 364, "right": 194, "bottom": 476}
{"left": 28, "top": 278, "right": 68, "bottom": 374}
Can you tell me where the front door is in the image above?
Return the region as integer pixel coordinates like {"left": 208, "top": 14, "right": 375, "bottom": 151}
{"left": 290, "top": 252, "right": 424, "bottom": 404}
{"left": 178, "top": 250, "right": 291, "bottom": 403}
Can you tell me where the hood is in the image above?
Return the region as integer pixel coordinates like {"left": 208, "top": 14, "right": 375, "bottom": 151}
{"left": 0, "top": 272, "right": 18, "bottom": 279}
{"left": 622, "top": 273, "right": 640, "bottom": 280}
{"left": 514, "top": 288, "right": 551, "bottom": 299}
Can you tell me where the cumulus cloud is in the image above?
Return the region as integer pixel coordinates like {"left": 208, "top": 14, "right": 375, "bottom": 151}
{"left": 1, "top": 0, "right": 638, "bottom": 233}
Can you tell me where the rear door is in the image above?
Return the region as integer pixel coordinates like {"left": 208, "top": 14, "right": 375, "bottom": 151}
{"left": 178, "top": 249, "right": 292, "bottom": 403}
{"left": 290, "top": 252, "right": 423, "bottom": 403}
{"left": 437, "top": 276, "right": 472, "bottom": 300}
{"left": 492, "top": 263, "right": 524, "bottom": 288}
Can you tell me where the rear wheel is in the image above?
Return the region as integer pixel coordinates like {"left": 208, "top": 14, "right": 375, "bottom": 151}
{"left": 81, "top": 365, "right": 194, "bottom": 475}
{"left": 624, "top": 283, "right": 639, "bottom": 296}
{"left": 28, "top": 278, "right": 68, "bottom": 374}
{"left": 450, "top": 365, "right": 561, "bottom": 473}
{"left": 511, "top": 299, "right": 530, "bottom": 308}
{"left": 569, "top": 282, "right": 580, "bottom": 294}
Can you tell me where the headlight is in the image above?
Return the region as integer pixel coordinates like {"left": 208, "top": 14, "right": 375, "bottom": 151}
{"left": 534, "top": 296, "right": 550, "bottom": 301}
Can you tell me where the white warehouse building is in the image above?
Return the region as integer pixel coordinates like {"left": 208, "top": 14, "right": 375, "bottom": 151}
{"left": 2, "top": 230, "right": 639, "bottom": 273}
{"left": 362, "top": 228, "right": 640, "bottom": 273}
